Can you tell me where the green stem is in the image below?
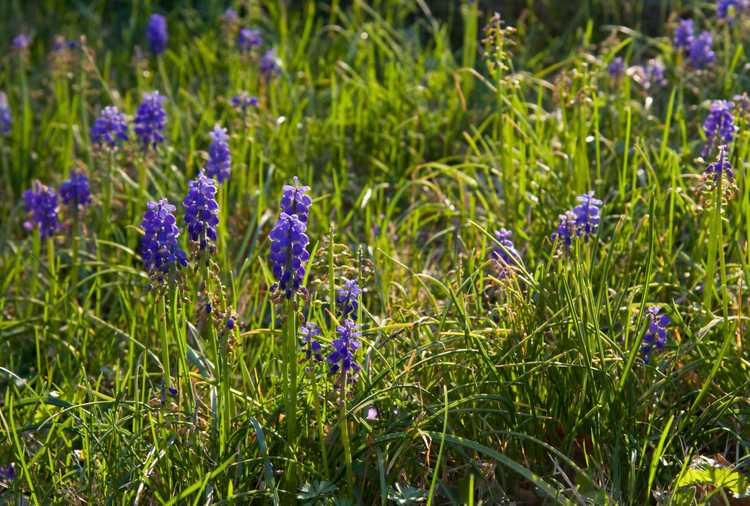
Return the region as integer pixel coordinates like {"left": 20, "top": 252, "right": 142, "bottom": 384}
{"left": 339, "top": 382, "right": 355, "bottom": 497}
{"left": 284, "top": 299, "right": 299, "bottom": 492}
{"left": 159, "top": 293, "right": 171, "bottom": 402}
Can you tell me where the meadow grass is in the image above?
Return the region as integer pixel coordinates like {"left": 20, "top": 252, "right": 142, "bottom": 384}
{"left": 0, "top": 1, "right": 749, "bottom": 504}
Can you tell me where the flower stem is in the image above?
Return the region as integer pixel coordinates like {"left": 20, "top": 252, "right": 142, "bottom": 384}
{"left": 284, "top": 298, "right": 298, "bottom": 492}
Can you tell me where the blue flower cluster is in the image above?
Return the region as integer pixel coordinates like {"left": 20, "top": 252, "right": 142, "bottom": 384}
{"left": 268, "top": 178, "right": 312, "bottom": 298}
{"left": 301, "top": 322, "right": 322, "bottom": 362}
{"left": 672, "top": 19, "right": 715, "bottom": 69}
{"left": 91, "top": 106, "right": 129, "bottom": 148}
{"left": 260, "top": 48, "right": 282, "bottom": 77}
{"left": 23, "top": 181, "right": 59, "bottom": 239}
{"left": 326, "top": 319, "right": 361, "bottom": 381}
{"left": 140, "top": 199, "right": 187, "bottom": 275}
{"left": 337, "top": 278, "right": 361, "bottom": 319}
{"left": 491, "top": 228, "right": 522, "bottom": 278}
{"left": 281, "top": 176, "right": 312, "bottom": 223}
{"left": 13, "top": 34, "right": 31, "bottom": 50}
{"left": 644, "top": 60, "right": 666, "bottom": 89}
{"left": 237, "top": 28, "right": 262, "bottom": 51}
{"left": 704, "top": 100, "right": 736, "bottom": 145}
{"left": 183, "top": 171, "right": 219, "bottom": 251}
{"left": 134, "top": 92, "right": 167, "bottom": 150}
{"left": 0, "top": 92, "right": 11, "bottom": 135}
{"left": 572, "top": 192, "right": 603, "bottom": 238}
{"left": 641, "top": 306, "right": 670, "bottom": 363}
{"left": 553, "top": 192, "right": 602, "bottom": 250}
{"left": 205, "top": 125, "right": 232, "bottom": 183}
{"left": 688, "top": 31, "right": 715, "bottom": 69}
{"left": 52, "top": 36, "right": 78, "bottom": 52}
{"left": 607, "top": 57, "right": 624, "bottom": 79}
{"left": 269, "top": 213, "right": 310, "bottom": 298}
{"left": 0, "top": 463, "right": 14, "bottom": 482}
{"left": 231, "top": 92, "right": 259, "bottom": 111}
{"left": 147, "top": 14, "right": 168, "bottom": 55}
{"left": 718, "top": 0, "right": 748, "bottom": 20}
{"left": 704, "top": 144, "right": 734, "bottom": 182}
{"left": 60, "top": 171, "right": 91, "bottom": 209}
{"left": 673, "top": 19, "right": 694, "bottom": 51}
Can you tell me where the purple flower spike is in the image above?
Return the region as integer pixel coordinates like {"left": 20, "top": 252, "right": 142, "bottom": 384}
{"left": 134, "top": 91, "right": 167, "bottom": 150}
{"left": 704, "top": 145, "right": 734, "bottom": 181}
{"left": 140, "top": 199, "right": 187, "bottom": 275}
{"left": 673, "top": 19, "right": 694, "bottom": 51}
{"left": 337, "top": 278, "right": 361, "bottom": 319}
{"left": 60, "top": 171, "right": 91, "bottom": 209}
{"left": 205, "top": 125, "right": 232, "bottom": 183}
{"left": 237, "top": 28, "right": 262, "bottom": 51}
{"left": 280, "top": 176, "right": 312, "bottom": 223}
{"left": 231, "top": 92, "right": 259, "bottom": 111}
{"left": 553, "top": 211, "right": 577, "bottom": 251}
{"left": 688, "top": 31, "right": 715, "bottom": 69}
{"left": 260, "top": 48, "right": 282, "bottom": 77}
{"left": 91, "top": 106, "right": 128, "bottom": 148}
{"left": 607, "top": 57, "right": 624, "bottom": 79}
{"left": 326, "top": 319, "right": 361, "bottom": 384}
{"left": 269, "top": 213, "right": 310, "bottom": 298}
{"left": 704, "top": 100, "right": 736, "bottom": 145}
{"left": 718, "top": 0, "right": 748, "bottom": 20}
{"left": 0, "top": 92, "right": 11, "bottom": 135}
{"left": 183, "top": 171, "right": 219, "bottom": 251}
{"left": 572, "top": 192, "right": 603, "bottom": 239}
{"left": 301, "top": 322, "right": 322, "bottom": 362}
{"left": 147, "top": 14, "right": 168, "bottom": 55}
{"left": 23, "top": 181, "right": 59, "bottom": 239}
{"left": 641, "top": 306, "right": 670, "bottom": 363}
{"left": 12, "top": 34, "right": 31, "bottom": 50}
{"left": 645, "top": 59, "right": 667, "bottom": 88}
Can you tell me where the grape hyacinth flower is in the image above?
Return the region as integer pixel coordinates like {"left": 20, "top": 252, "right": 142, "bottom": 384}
{"left": 0, "top": 463, "right": 14, "bottom": 482}
{"left": 326, "top": 319, "right": 361, "bottom": 383}
{"left": 12, "top": 34, "right": 31, "bottom": 50}
{"left": 221, "top": 8, "right": 239, "bottom": 23}
{"left": 688, "top": 31, "right": 715, "bottom": 69}
{"left": 231, "top": 92, "right": 259, "bottom": 111}
{"left": 492, "top": 229, "right": 522, "bottom": 268}
{"left": 0, "top": 92, "right": 11, "bottom": 135}
{"left": 269, "top": 212, "right": 310, "bottom": 298}
{"left": 147, "top": 14, "right": 168, "bottom": 55}
{"left": 140, "top": 199, "right": 187, "bottom": 275}
{"left": 644, "top": 59, "right": 667, "bottom": 89}
{"left": 260, "top": 48, "right": 282, "bottom": 77}
{"left": 704, "top": 100, "right": 736, "bottom": 146}
{"left": 280, "top": 176, "right": 312, "bottom": 223}
{"left": 91, "top": 106, "right": 128, "bottom": 148}
{"left": 704, "top": 145, "right": 734, "bottom": 182}
{"left": 60, "top": 171, "right": 91, "bottom": 210}
{"left": 572, "top": 192, "right": 603, "bottom": 239}
{"left": 553, "top": 192, "right": 603, "bottom": 251}
{"left": 205, "top": 125, "right": 231, "bottom": 183}
{"left": 718, "top": 0, "right": 747, "bottom": 20}
{"left": 553, "top": 211, "right": 576, "bottom": 251}
{"left": 52, "top": 36, "right": 77, "bottom": 52}
{"left": 337, "top": 278, "right": 361, "bottom": 319}
{"left": 300, "top": 322, "right": 322, "bottom": 362}
{"left": 607, "top": 57, "right": 624, "bottom": 79}
{"left": 673, "top": 19, "right": 694, "bottom": 51}
{"left": 640, "top": 306, "right": 670, "bottom": 363}
{"left": 134, "top": 91, "right": 166, "bottom": 149}
{"left": 237, "top": 28, "right": 262, "bottom": 51}
{"left": 183, "top": 171, "right": 219, "bottom": 251}
{"left": 23, "top": 181, "right": 59, "bottom": 239}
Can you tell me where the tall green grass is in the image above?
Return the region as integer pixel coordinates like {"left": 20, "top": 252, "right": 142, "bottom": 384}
{"left": 0, "top": 1, "right": 749, "bottom": 504}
